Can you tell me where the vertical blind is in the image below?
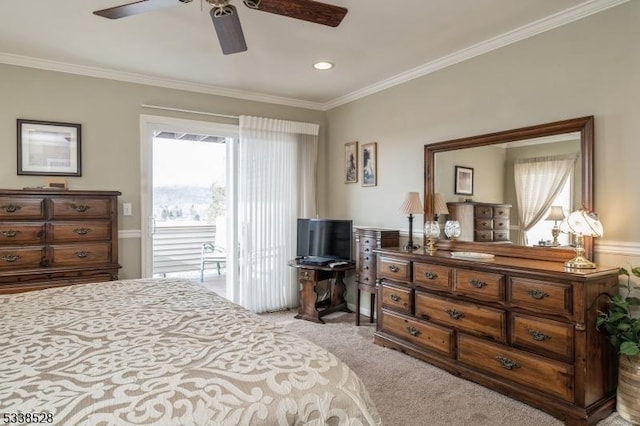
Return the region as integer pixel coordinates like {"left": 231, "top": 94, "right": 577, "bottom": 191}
{"left": 237, "top": 116, "right": 318, "bottom": 312}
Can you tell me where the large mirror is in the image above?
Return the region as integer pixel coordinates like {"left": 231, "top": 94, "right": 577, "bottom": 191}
{"left": 424, "top": 116, "right": 594, "bottom": 262}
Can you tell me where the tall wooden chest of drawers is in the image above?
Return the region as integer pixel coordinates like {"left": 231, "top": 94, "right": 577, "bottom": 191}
{"left": 373, "top": 247, "right": 618, "bottom": 425}
{"left": 354, "top": 227, "right": 399, "bottom": 325}
{"left": 447, "top": 202, "right": 511, "bottom": 242}
{"left": 0, "top": 189, "right": 121, "bottom": 293}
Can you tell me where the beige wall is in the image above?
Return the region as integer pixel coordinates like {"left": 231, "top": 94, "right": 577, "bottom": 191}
{"left": 325, "top": 1, "right": 640, "bottom": 270}
{"left": 0, "top": 65, "right": 325, "bottom": 278}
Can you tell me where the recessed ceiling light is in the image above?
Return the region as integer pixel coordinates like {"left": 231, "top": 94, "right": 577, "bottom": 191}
{"left": 313, "top": 61, "right": 334, "bottom": 70}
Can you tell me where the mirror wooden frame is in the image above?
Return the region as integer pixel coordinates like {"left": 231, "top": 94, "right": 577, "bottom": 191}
{"left": 424, "top": 116, "right": 594, "bottom": 262}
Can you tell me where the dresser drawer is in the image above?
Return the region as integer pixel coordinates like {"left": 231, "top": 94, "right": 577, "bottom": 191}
{"left": 359, "top": 268, "right": 377, "bottom": 287}
{"left": 0, "top": 197, "right": 45, "bottom": 220}
{"left": 48, "top": 221, "right": 111, "bottom": 243}
{"left": 493, "top": 218, "right": 509, "bottom": 230}
{"left": 474, "top": 218, "right": 493, "bottom": 230}
{"left": 474, "top": 206, "right": 493, "bottom": 218}
{"left": 415, "top": 292, "right": 506, "bottom": 342}
{"left": 0, "top": 223, "right": 45, "bottom": 244}
{"left": 493, "top": 206, "right": 510, "bottom": 218}
{"left": 493, "top": 231, "right": 510, "bottom": 241}
{"left": 0, "top": 247, "right": 44, "bottom": 268}
{"left": 413, "top": 262, "right": 451, "bottom": 291}
{"left": 454, "top": 269, "right": 505, "bottom": 302}
{"left": 511, "top": 314, "right": 574, "bottom": 362}
{"left": 378, "top": 256, "right": 411, "bottom": 282}
{"left": 49, "top": 197, "right": 112, "bottom": 219}
{"left": 458, "top": 334, "right": 573, "bottom": 402}
{"left": 382, "top": 310, "right": 454, "bottom": 357}
{"left": 49, "top": 243, "right": 112, "bottom": 266}
{"left": 381, "top": 282, "right": 412, "bottom": 314}
{"left": 474, "top": 230, "right": 493, "bottom": 242}
{"left": 509, "top": 277, "right": 572, "bottom": 316}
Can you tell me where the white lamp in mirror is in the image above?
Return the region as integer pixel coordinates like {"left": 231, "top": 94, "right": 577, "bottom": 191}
{"left": 559, "top": 209, "right": 603, "bottom": 269}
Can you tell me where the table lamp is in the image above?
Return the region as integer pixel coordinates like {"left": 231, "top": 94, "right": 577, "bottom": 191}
{"left": 399, "top": 192, "right": 423, "bottom": 251}
{"left": 433, "top": 193, "right": 449, "bottom": 221}
{"left": 545, "top": 206, "right": 566, "bottom": 247}
{"left": 559, "top": 209, "right": 603, "bottom": 269}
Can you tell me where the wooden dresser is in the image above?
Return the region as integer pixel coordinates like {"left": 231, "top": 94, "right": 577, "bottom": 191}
{"left": 447, "top": 202, "right": 511, "bottom": 242}
{"left": 0, "top": 189, "right": 121, "bottom": 294}
{"left": 373, "top": 247, "right": 618, "bottom": 425}
{"left": 354, "top": 227, "right": 399, "bottom": 325}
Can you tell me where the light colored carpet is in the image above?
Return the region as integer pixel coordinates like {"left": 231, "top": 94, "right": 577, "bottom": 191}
{"left": 259, "top": 310, "right": 632, "bottom": 426}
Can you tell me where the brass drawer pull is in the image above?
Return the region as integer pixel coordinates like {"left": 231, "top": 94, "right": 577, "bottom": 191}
{"left": 74, "top": 228, "right": 91, "bottom": 235}
{"left": 1, "top": 204, "right": 22, "bottom": 213}
{"left": 425, "top": 271, "right": 438, "bottom": 280}
{"left": 406, "top": 326, "right": 421, "bottom": 337}
{"left": 390, "top": 294, "right": 401, "bottom": 302}
{"left": 445, "top": 308, "right": 464, "bottom": 320}
{"left": 527, "top": 289, "right": 549, "bottom": 300}
{"left": 75, "top": 251, "right": 91, "bottom": 258}
{"left": 470, "top": 279, "right": 486, "bottom": 288}
{"left": 528, "top": 330, "right": 551, "bottom": 341}
{"left": 388, "top": 265, "right": 399, "bottom": 273}
{"left": 495, "top": 356, "right": 520, "bottom": 370}
{"left": 69, "top": 203, "right": 91, "bottom": 213}
{"left": 1, "top": 230, "right": 18, "bottom": 238}
{"left": 1, "top": 254, "right": 21, "bottom": 263}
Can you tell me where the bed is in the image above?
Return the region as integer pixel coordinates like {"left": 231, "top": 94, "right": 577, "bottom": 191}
{"left": 0, "top": 278, "right": 381, "bottom": 425}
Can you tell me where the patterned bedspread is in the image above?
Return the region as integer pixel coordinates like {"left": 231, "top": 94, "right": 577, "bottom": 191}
{"left": 0, "top": 278, "right": 381, "bottom": 425}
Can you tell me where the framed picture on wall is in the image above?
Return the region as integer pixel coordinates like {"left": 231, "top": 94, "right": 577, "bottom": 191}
{"left": 344, "top": 141, "right": 358, "bottom": 183}
{"left": 17, "top": 119, "right": 81, "bottom": 176}
{"left": 454, "top": 165, "right": 473, "bottom": 195}
{"left": 362, "top": 142, "right": 377, "bottom": 187}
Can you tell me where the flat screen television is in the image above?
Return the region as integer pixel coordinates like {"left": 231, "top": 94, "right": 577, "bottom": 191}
{"left": 296, "top": 218, "right": 353, "bottom": 265}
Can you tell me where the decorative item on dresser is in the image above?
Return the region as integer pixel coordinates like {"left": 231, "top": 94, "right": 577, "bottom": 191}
{"left": 446, "top": 201, "right": 511, "bottom": 243}
{"left": 373, "top": 247, "right": 619, "bottom": 425}
{"left": 0, "top": 189, "right": 121, "bottom": 293}
{"left": 354, "top": 227, "right": 399, "bottom": 326}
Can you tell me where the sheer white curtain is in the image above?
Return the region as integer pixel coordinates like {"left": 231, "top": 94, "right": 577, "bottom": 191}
{"left": 514, "top": 154, "right": 577, "bottom": 245}
{"left": 237, "top": 116, "right": 318, "bottom": 313}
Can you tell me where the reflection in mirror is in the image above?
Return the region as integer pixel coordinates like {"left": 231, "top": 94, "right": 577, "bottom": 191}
{"left": 424, "top": 116, "right": 594, "bottom": 262}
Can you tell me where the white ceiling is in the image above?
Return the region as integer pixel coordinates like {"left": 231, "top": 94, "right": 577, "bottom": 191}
{"left": 0, "top": 0, "right": 627, "bottom": 110}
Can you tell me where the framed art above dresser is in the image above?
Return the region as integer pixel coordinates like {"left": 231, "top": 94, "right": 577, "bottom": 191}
{"left": 0, "top": 189, "right": 121, "bottom": 294}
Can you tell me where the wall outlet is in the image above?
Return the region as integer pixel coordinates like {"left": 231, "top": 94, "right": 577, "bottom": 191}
{"left": 123, "top": 202, "right": 132, "bottom": 216}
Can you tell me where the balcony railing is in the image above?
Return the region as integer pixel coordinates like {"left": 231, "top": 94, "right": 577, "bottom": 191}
{"left": 153, "top": 223, "right": 217, "bottom": 276}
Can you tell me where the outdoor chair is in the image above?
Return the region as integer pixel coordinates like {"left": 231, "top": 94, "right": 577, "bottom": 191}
{"left": 200, "top": 242, "right": 226, "bottom": 282}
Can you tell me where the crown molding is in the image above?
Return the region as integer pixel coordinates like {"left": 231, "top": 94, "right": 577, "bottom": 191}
{"left": 321, "top": 0, "right": 631, "bottom": 111}
{"left": 0, "top": 0, "right": 629, "bottom": 112}
{"left": 597, "top": 240, "right": 640, "bottom": 257}
{"left": 0, "top": 52, "right": 324, "bottom": 111}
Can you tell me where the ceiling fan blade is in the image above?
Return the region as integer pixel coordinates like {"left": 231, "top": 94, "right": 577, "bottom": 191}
{"left": 243, "top": 0, "right": 347, "bottom": 27}
{"left": 210, "top": 5, "right": 248, "bottom": 55}
{"left": 94, "top": 0, "right": 190, "bottom": 19}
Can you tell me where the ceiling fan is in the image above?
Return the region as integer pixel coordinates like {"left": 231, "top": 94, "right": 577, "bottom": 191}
{"left": 94, "top": 0, "right": 348, "bottom": 55}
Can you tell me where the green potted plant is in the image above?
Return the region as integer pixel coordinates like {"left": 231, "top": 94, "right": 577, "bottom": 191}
{"left": 596, "top": 266, "right": 640, "bottom": 423}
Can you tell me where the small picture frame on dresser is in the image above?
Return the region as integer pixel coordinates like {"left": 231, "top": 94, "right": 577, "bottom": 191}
{"left": 17, "top": 119, "right": 82, "bottom": 177}
{"left": 454, "top": 165, "right": 473, "bottom": 195}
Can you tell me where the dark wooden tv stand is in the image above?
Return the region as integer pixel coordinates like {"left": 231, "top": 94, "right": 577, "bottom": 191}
{"left": 289, "top": 260, "right": 354, "bottom": 323}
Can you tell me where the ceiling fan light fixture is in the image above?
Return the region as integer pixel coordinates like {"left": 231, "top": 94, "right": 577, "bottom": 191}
{"left": 313, "top": 61, "right": 334, "bottom": 70}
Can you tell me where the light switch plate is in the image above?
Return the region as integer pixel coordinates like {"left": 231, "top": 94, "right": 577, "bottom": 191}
{"left": 123, "top": 202, "right": 132, "bottom": 216}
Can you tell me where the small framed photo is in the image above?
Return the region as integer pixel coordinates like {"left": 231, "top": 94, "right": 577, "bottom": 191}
{"left": 17, "top": 119, "right": 81, "bottom": 176}
{"left": 344, "top": 141, "right": 358, "bottom": 183}
{"left": 362, "top": 142, "right": 377, "bottom": 187}
{"left": 454, "top": 165, "right": 474, "bottom": 195}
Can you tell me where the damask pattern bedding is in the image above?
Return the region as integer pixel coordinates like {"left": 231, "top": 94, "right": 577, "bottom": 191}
{"left": 0, "top": 278, "right": 381, "bottom": 425}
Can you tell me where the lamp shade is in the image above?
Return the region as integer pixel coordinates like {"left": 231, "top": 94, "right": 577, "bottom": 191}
{"left": 399, "top": 192, "right": 424, "bottom": 215}
{"left": 545, "top": 206, "right": 566, "bottom": 222}
{"left": 433, "top": 193, "right": 449, "bottom": 215}
{"left": 559, "top": 209, "right": 603, "bottom": 237}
